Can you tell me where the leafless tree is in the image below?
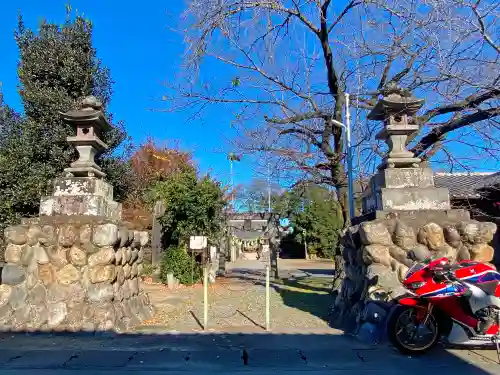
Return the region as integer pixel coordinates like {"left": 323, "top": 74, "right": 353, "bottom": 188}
{"left": 165, "top": 0, "right": 500, "bottom": 224}
{"left": 357, "top": 0, "right": 500, "bottom": 167}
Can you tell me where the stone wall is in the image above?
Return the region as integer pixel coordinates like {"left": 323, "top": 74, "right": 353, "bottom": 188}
{"left": 0, "top": 217, "right": 154, "bottom": 332}
{"left": 331, "top": 211, "right": 497, "bottom": 334}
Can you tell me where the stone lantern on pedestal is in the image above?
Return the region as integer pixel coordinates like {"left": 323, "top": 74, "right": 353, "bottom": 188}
{"left": 361, "top": 85, "right": 450, "bottom": 214}
{"left": 39, "top": 96, "right": 122, "bottom": 219}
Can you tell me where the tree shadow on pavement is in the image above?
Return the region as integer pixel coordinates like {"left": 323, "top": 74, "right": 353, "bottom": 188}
{"left": 223, "top": 270, "right": 336, "bottom": 324}
{"left": 0, "top": 330, "right": 495, "bottom": 374}
{"left": 296, "top": 268, "right": 335, "bottom": 277}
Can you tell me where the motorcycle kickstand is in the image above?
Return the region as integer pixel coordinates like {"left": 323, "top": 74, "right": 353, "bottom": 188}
{"left": 496, "top": 314, "right": 500, "bottom": 364}
{"left": 495, "top": 337, "right": 500, "bottom": 365}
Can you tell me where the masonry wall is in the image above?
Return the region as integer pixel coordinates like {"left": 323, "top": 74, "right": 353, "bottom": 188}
{"left": 0, "top": 217, "right": 154, "bottom": 332}
{"left": 331, "top": 211, "right": 498, "bottom": 334}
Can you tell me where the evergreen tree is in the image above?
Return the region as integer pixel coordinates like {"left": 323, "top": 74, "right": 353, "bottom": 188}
{"left": 146, "top": 170, "right": 226, "bottom": 249}
{"left": 275, "top": 184, "right": 343, "bottom": 259}
{"left": 0, "top": 10, "right": 130, "bottom": 232}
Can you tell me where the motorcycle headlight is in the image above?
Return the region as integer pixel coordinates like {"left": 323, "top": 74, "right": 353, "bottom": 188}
{"left": 408, "top": 282, "right": 425, "bottom": 290}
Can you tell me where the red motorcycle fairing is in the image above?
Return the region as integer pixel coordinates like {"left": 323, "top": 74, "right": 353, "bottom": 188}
{"left": 396, "top": 297, "right": 432, "bottom": 322}
{"left": 398, "top": 297, "right": 423, "bottom": 307}
{"left": 403, "top": 258, "right": 500, "bottom": 335}
{"left": 430, "top": 296, "right": 481, "bottom": 331}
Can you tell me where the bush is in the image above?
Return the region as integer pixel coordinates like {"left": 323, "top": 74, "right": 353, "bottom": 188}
{"left": 160, "top": 246, "right": 202, "bottom": 285}
{"left": 140, "top": 263, "right": 156, "bottom": 277}
{"left": 146, "top": 170, "right": 226, "bottom": 249}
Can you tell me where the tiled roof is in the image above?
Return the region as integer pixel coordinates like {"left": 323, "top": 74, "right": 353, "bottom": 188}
{"left": 434, "top": 172, "right": 500, "bottom": 198}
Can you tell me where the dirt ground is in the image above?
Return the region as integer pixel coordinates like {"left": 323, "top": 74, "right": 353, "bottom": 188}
{"left": 135, "top": 259, "right": 337, "bottom": 333}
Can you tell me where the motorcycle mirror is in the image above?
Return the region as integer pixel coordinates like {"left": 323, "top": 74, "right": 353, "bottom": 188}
{"left": 407, "top": 251, "right": 417, "bottom": 262}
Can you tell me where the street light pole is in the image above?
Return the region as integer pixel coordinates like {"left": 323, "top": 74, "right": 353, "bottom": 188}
{"left": 330, "top": 93, "right": 355, "bottom": 222}
{"left": 228, "top": 153, "right": 242, "bottom": 211}
{"left": 230, "top": 158, "right": 234, "bottom": 208}
{"left": 345, "top": 94, "right": 354, "bottom": 221}
{"left": 267, "top": 163, "right": 271, "bottom": 213}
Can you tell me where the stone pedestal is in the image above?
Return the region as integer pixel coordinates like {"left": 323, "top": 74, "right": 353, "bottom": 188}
{"left": 362, "top": 167, "right": 450, "bottom": 213}
{"left": 330, "top": 214, "right": 497, "bottom": 332}
{"left": 40, "top": 177, "right": 121, "bottom": 219}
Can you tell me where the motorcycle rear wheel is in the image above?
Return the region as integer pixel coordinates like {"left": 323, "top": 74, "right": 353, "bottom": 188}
{"left": 388, "top": 305, "right": 440, "bottom": 355}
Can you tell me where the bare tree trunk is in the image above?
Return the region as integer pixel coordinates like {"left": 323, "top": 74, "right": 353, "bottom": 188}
{"left": 336, "top": 184, "right": 349, "bottom": 227}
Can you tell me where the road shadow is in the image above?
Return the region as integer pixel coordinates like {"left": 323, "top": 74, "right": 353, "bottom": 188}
{"left": 222, "top": 269, "right": 338, "bottom": 324}
{"left": 296, "top": 268, "right": 334, "bottom": 276}
{"left": 0, "top": 330, "right": 495, "bottom": 373}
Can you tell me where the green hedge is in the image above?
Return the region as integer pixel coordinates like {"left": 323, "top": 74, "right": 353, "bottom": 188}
{"left": 160, "top": 246, "right": 202, "bottom": 285}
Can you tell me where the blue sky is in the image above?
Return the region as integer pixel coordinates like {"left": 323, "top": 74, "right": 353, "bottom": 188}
{"left": 0, "top": 0, "right": 254, "bottom": 187}
{"left": 1, "top": 1, "right": 498, "bottom": 193}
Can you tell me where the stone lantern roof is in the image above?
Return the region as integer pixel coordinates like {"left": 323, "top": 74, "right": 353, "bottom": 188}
{"left": 368, "top": 84, "right": 424, "bottom": 121}
{"left": 60, "top": 96, "right": 111, "bottom": 134}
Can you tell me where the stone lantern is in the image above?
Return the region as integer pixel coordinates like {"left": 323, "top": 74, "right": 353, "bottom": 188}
{"left": 368, "top": 84, "right": 424, "bottom": 169}
{"left": 361, "top": 85, "right": 450, "bottom": 214}
{"left": 60, "top": 96, "right": 109, "bottom": 178}
{"left": 39, "top": 96, "right": 121, "bottom": 219}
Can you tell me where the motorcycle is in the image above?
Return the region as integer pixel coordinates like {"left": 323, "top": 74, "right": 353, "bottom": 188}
{"left": 387, "top": 256, "right": 500, "bottom": 358}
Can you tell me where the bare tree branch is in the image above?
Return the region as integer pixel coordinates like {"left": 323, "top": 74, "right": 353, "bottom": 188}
{"left": 472, "top": 0, "right": 500, "bottom": 55}
{"left": 412, "top": 106, "right": 500, "bottom": 157}
{"left": 169, "top": 0, "right": 500, "bottom": 222}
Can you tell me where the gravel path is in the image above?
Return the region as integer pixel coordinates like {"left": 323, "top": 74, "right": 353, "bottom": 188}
{"left": 137, "top": 265, "right": 335, "bottom": 333}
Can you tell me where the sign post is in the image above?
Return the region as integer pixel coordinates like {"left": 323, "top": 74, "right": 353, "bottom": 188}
{"left": 203, "top": 264, "right": 208, "bottom": 331}
{"left": 303, "top": 229, "right": 308, "bottom": 260}
{"left": 265, "top": 264, "right": 270, "bottom": 331}
{"left": 190, "top": 236, "right": 208, "bottom": 250}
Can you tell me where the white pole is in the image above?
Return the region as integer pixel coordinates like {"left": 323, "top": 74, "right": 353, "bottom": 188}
{"left": 203, "top": 265, "right": 208, "bottom": 331}
{"left": 267, "top": 164, "right": 271, "bottom": 213}
{"left": 230, "top": 158, "right": 234, "bottom": 210}
{"left": 345, "top": 93, "right": 355, "bottom": 222}
{"left": 303, "top": 229, "right": 308, "bottom": 260}
{"left": 265, "top": 264, "right": 270, "bottom": 331}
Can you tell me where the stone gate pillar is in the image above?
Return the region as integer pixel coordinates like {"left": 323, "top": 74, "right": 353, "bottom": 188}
{"left": 0, "top": 96, "right": 154, "bottom": 333}
{"left": 330, "top": 85, "right": 497, "bottom": 338}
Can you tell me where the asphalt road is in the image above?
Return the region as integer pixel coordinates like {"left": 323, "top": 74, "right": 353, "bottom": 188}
{"left": 0, "top": 331, "right": 498, "bottom": 374}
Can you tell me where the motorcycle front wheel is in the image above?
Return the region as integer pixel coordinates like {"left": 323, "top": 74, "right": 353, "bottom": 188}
{"left": 387, "top": 305, "right": 440, "bottom": 355}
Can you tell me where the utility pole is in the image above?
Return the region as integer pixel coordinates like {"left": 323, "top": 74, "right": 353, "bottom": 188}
{"left": 345, "top": 93, "right": 354, "bottom": 221}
